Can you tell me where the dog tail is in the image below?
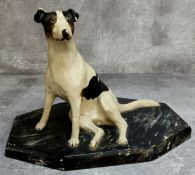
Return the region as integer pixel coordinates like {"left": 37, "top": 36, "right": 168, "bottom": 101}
{"left": 118, "top": 99, "right": 160, "bottom": 113}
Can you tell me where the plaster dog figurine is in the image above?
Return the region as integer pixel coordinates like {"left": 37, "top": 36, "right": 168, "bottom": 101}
{"left": 34, "top": 8, "right": 160, "bottom": 149}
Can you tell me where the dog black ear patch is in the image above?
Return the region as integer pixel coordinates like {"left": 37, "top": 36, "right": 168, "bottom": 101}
{"left": 82, "top": 75, "right": 109, "bottom": 100}
{"left": 67, "top": 9, "right": 79, "bottom": 22}
{"left": 34, "top": 9, "right": 45, "bottom": 23}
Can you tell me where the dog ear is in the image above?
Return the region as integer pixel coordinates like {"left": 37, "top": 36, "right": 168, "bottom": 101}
{"left": 67, "top": 9, "right": 79, "bottom": 22}
{"left": 34, "top": 8, "right": 45, "bottom": 23}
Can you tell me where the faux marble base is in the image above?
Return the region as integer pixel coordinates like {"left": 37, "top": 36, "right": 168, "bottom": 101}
{"left": 5, "top": 98, "right": 191, "bottom": 171}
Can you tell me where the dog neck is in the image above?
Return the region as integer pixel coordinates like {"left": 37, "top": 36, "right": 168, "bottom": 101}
{"left": 47, "top": 37, "right": 78, "bottom": 68}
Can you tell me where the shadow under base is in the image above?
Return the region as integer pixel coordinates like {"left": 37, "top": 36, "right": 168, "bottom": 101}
{"left": 5, "top": 98, "right": 191, "bottom": 171}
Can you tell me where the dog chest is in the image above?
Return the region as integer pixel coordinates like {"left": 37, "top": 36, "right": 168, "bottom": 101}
{"left": 45, "top": 67, "right": 84, "bottom": 99}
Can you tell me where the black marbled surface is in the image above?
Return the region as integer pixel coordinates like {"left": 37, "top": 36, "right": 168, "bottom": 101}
{"left": 5, "top": 98, "right": 191, "bottom": 171}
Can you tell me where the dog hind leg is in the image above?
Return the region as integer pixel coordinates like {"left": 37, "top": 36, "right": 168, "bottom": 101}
{"left": 99, "top": 91, "right": 128, "bottom": 145}
{"left": 79, "top": 116, "right": 104, "bottom": 149}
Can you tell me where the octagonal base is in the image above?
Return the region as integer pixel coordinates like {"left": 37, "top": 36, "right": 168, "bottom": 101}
{"left": 5, "top": 98, "right": 191, "bottom": 171}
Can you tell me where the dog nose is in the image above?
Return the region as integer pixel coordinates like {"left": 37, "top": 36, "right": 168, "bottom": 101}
{"left": 62, "top": 29, "right": 71, "bottom": 40}
{"left": 62, "top": 29, "right": 68, "bottom": 37}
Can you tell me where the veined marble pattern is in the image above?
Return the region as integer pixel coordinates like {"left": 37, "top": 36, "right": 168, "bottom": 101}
{"left": 5, "top": 98, "right": 191, "bottom": 170}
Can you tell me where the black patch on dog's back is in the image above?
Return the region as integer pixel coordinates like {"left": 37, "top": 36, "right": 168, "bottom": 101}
{"left": 82, "top": 75, "right": 109, "bottom": 100}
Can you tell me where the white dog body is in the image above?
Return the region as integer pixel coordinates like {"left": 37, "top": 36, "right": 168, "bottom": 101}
{"left": 34, "top": 9, "right": 160, "bottom": 148}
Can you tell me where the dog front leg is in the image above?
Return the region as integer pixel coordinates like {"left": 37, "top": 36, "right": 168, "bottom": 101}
{"left": 68, "top": 96, "right": 81, "bottom": 147}
{"left": 35, "top": 91, "right": 55, "bottom": 130}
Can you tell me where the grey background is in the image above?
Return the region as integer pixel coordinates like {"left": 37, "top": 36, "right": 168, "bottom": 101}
{"left": 0, "top": 0, "right": 195, "bottom": 73}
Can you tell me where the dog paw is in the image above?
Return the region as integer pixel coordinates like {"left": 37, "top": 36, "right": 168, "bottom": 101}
{"left": 35, "top": 122, "right": 46, "bottom": 131}
{"left": 68, "top": 138, "right": 79, "bottom": 147}
{"left": 89, "top": 129, "right": 104, "bottom": 149}
{"left": 117, "top": 136, "right": 128, "bottom": 145}
{"left": 89, "top": 138, "right": 101, "bottom": 149}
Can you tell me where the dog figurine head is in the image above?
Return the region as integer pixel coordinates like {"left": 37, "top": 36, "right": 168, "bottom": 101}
{"left": 34, "top": 8, "right": 79, "bottom": 41}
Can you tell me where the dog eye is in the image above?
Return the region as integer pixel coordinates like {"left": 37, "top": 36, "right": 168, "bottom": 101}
{"left": 66, "top": 17, "right": 72, "bottom": 23}
{"left": 50, "top": 17, "right": 56, "bottom": 24}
